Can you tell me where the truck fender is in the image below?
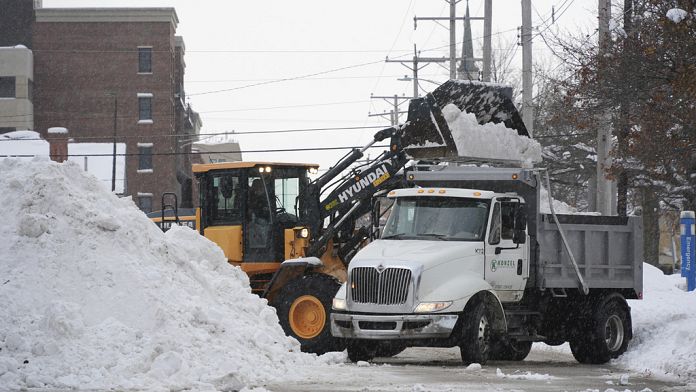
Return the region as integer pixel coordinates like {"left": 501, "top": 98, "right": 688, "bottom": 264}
{"left": 263, "top": 257, "right": 322, "bottom": 302}
{"left": 420, "top": 275, "right": 507, "bottom": 334}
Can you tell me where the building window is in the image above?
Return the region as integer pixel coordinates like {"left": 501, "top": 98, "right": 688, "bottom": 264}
{"left": 138, "top": 94, "right": 152, "bottom": 121}
{"left": 0, "top": 77, "right": 16, "bottom": 98}
{"left": 138, "top": 144, "right": 153, "bottom": 171}
{"left": 138, "top": 47, "right": 152, "bottom": 73}
{"left": 138, "top": 195, "right": 153, "bottom": 213}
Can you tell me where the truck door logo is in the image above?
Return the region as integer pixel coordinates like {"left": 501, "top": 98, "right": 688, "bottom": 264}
{"left": 491, "top": 259, "right": 515, "bottom": 272}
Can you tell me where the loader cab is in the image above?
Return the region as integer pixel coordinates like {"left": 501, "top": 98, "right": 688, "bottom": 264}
{"left": 193, "top": 161, "right": 318, "bottom": 268}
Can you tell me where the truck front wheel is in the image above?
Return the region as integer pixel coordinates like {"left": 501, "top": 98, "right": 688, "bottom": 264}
{"left": 459, "top": 301, "right": 492, "bottom": 365}
{"left": 570, "top": 298, "right": 631, "bottom": 364}
{"left": 490, "top": 339, "right": 532, "bottom": 361}
{"left": 273, "top": 274, "right": 343, "bottom": 354}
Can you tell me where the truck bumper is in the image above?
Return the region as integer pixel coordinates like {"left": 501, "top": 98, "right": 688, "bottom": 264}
{"left": 331, "top": 312, "right": 459, "bottom": 340}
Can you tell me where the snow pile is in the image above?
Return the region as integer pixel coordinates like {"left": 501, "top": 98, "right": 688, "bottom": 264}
{"left": 442, "top": 103, "right": 542, "bottom": 165}
{"left": 0, "top": 158, "right": 319, "bottom": 390}
{"left": 617, "top": 264, "right": 696, "bottom": 381}
{"left": 539, "top": 185, "right": 578, "bottom": 214}
{"left": 666, "top": 8, "right": 689, "bottom": 23}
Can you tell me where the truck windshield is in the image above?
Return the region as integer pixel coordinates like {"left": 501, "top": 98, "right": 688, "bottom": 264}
{"left": 382, "top": 196, "right": 490, "bottom": 241}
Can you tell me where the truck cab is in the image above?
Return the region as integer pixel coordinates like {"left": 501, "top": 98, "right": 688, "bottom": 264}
{"left": 331, "top": 186, "right": 529, "bottom": 362}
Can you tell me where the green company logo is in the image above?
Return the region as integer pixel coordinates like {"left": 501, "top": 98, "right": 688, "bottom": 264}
{"left": 491, "top": 259, "right": 516, "bottom": 272}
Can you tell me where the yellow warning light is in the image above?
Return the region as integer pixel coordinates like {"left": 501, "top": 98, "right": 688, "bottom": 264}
{"left": 417, "top": 189, "right": 425, "bottom": 194}
{"left": 512, "top": 173, "right": 519, "bottom": 180}
{"left": 389, "top": 191, "right": 396, "bottom": 196}
{"left": 408, "top": 174, "right": 415, "bottom": 181}
{"left": 427, "top": 189, "right": 435, "bottom": 193}
{"left": 392, "top": 144, "right": 398, "bottom": 151}
{"left": 473, "top": 192, "right": 482, "bottom": 197}
{"left": 438, "top": 189, "right": 446, "bottom": 194}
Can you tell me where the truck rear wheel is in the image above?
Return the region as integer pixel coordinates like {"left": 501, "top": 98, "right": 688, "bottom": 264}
{"left": 459, "top": 301, "right": 492, "bottom": 365}
{"left": 273, "top": 274, "right": 343, "bottom": 354}
{"left": 570, "top": 297, "right": 631, "bottom": 364}
{"left": 490, "top": 339, "right": 532, "bottom": 361}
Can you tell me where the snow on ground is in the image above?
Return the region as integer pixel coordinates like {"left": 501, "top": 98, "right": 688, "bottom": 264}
{"left": 0, "top": 158, "right": 327, "bottom": 390}
{"left": 617, "top": 264, "right": 696, "bottom": 381}
{"left": 442, "top": 103, "right": 542, "bottom": 165}
{"left": 495, "top": 368, "right": 557, "bottom": 381}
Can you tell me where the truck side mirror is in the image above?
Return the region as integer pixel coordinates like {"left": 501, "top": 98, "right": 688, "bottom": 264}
{"left": 371, "top": 198, "right": 381, "bottom": 228}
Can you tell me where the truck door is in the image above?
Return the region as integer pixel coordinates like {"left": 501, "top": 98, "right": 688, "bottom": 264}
{"left": 484, "top": 199, "right": 528, "bottom": 302}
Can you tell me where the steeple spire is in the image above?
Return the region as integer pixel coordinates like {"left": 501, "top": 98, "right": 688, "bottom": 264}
{"left": 458, "top": 0, "right": 479, "bottom": 80}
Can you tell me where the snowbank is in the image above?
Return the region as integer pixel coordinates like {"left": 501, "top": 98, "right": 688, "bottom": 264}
{"left": 442, "top": 103, "right": 542, "bottom": 165}
{"left": 617, "top": 264, "right": 696, "bottom": 381}
{"left": 0, "top": 158, "right": 319, "bottom": 390}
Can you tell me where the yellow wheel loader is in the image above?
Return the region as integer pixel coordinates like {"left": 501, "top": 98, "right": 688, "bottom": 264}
{"left": 148, "top": 80, "right": 530, "bottom": 354}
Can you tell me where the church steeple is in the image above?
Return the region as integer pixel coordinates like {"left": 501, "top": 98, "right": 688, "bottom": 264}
{"left": 458, "top": 1, "right": 479, "bottom": 80}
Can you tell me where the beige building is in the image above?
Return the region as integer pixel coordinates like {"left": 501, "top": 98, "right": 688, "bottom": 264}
{"left": 0, "top": 45, "right": 34, "bottom": 133}
{"left": 193, "top": 133, "right": 242, "bottom": 163}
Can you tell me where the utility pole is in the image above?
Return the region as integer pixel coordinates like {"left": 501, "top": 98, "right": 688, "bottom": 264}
{"left": 482, "top": 0, "right": 493, "bottom": 81}
{"left": 368, "top": 94, "right": 413, "bottom": 126}
{"left": 414, "top": 0, "right": 490, "bottom": 80}
{"left": 386, "top": 45, "right": 431, "bottom": 98}
{"left": 596, "top": 0, "right": 615, "bottom": 215}
{"left": 521, "top": 0, "right": 534, "bottom": 137}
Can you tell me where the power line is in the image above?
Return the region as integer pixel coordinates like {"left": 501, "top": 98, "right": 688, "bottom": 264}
{"left": 0, "top": 144, "right": 392, "bottom": 158}
{"left": 0, "top": 125, "right": 388, "bottom": 142}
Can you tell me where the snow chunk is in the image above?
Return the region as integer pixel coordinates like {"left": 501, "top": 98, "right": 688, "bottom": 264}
{"left": 496, "top": 368, "right": 557, "bottom": 380}
{"left": 443, "top": 104, "right": 542, "bottom": 165}
{"left": 666, "top": 8, "right": 689, "bottom": 23}
{"left": 464, "top": 363, "right": 482, "bottom": 371}
{"left": 0, "top": 159, "right": 322, "bottom": 390}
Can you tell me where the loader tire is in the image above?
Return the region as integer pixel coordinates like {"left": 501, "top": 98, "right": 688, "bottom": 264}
{"left": 570, "top": 297, "right": 631, "bottom": 364}
{"left": 459, "top": 301, "right": 492, "bottom": 365}
{"left": 273, "top": 274, "right": 344, "bottom": 355}
{"left": 490, "top": 339, "right": 532, "bottom": 361}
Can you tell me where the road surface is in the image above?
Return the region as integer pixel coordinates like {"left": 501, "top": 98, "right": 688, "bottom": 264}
{"left": 266, "top": 345, "right": 691, "bottom": 392}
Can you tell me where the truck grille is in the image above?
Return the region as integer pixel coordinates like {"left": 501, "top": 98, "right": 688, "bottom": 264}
{"left": 350, "top": 267, "right": 411, "bottom": 305}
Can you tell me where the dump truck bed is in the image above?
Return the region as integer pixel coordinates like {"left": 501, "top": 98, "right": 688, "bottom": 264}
{"left": 537, "top": 214, "right": 643, "bottom": 296}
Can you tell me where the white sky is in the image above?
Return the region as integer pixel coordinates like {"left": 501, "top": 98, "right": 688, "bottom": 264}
{"left": 43, "top": 0, "right": 598, "bottom": 171}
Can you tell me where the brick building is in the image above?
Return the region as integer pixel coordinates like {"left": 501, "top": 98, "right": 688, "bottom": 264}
{"left": 27, "top": 6, "right": 200, "bottom": 212}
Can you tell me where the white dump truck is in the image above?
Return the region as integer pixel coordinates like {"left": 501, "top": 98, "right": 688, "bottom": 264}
{"left": 331, "top": 165, "right": 643, "bottom": 365}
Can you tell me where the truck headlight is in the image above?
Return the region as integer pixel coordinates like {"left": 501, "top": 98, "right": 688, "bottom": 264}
{"left": 414, "top": 301, "right": 452, "bottom": 313}
{"left": 332, "top": 297, "right": 346, "bottom": 311}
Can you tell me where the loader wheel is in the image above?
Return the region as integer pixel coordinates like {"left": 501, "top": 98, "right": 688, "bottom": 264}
{"left": 570, "top": 298, "right": 631, "bottom": 364}
{"left": 490, "top": 339, "right": 532, "bottom": 361}
{"left": 273, "top": 274, "right": 344, "bottom": 354}
{"left": 459, "top": 301, "right": 492, "bottom": 365}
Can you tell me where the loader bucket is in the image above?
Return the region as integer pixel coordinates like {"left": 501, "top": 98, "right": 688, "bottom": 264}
{"left": 401, "top": 79, "right": 529, "bottom": 159}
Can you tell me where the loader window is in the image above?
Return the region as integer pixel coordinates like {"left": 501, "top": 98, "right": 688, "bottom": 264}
{"left": 382, "top": 196, "right": 489, "bottom": 241}
{"left": 274, "top": 177, "right": 299, "bottom": 214}
{"left": 210, "top": 174, "right": 242, "bottom": 224}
